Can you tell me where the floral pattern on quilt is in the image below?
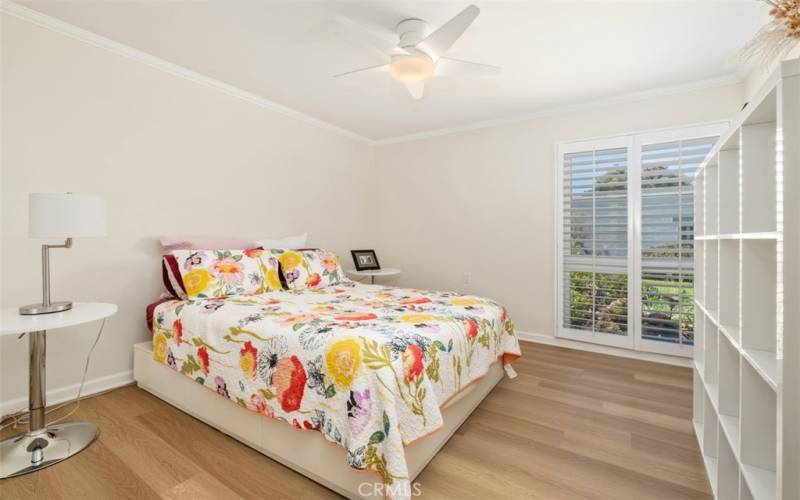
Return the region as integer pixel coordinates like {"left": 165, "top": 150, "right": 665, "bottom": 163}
{"left": 272, "top": 248, "right": 345, "bottom": 290}
{"left": 170, "top": 248, "right": 282, "bottom": 299}
{"left": 150, "top": 282, "right": 520, "bottom": 499}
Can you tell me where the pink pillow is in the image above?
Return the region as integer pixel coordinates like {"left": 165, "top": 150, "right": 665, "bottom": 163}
{"left": 160, "top": 236, "right": 255, "bottom": 251}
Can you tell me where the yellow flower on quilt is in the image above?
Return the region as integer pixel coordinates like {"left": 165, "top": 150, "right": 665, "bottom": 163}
{"left": 153, "top": 332, "right": 168, "bottom": 364}
{"left": 400, "top": 313, "right": 436, "bottom": 324}
{"left": 451, "top": 298, "right": 479, "bottom": 306}
{"left": 326, "top": 338, "right": 361, "bottom": 388}
{"left": 266, "top": 268, "right": 282, "bottom": 291}
{"left": 279, "top": 251, "right": 303, "bottom": 271}
{"left": 183, "top": 268, "right": 212, "bottom": 297}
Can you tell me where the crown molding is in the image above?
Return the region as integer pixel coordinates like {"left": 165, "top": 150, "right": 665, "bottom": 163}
{"left": 0, "top": 0, "right": 375, "bottom": 145}
{"left": 2, "top": 0, "right": 743, "bottom": 148}
{"left": 374, "top": 73, "right": 741, "bottom": 146}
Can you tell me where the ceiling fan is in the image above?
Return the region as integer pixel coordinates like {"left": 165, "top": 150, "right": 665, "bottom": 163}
{"left": 332, "top": 4, "right": 501, "bottom": 99}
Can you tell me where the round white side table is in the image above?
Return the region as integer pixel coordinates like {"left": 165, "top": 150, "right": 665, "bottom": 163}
{"left": 346, "top": 268, "right": 401, "bottom": 284}
{"left": 0, "top": 302, "right": 117, "bottom": 478}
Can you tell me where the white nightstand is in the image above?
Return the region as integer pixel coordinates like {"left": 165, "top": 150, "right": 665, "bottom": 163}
{"left": 0, "top": 302, "right": 117, "bottom": 478}
{"left": 346, "top": 268, "right": 401, "bottom": 284}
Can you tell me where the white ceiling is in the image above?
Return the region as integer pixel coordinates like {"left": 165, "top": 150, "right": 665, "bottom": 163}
{"left": 19, "top": 1, "right": 767, "bottom": 141}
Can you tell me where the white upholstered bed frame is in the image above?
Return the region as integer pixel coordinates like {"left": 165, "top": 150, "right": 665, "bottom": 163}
{"left": 132, "top": 341, "right": 503, "bottom": 499}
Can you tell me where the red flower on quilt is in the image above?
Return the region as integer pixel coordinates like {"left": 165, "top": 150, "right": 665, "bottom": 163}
{"left": 273, "top": 355, "right": 307, "bottom": 413}
{"left": 197, "top": 345, "right": 210, "bottom": 375}
{"left": 465, "top": 319, "right": 479, "bottom": 340}
{"left": 173, "top": 319, "right": 183, "bottom": 345}
{"left": 334, "top": 312, "right": 377, "bottom": 321}
{"left": 403, "top": 344, "right": 424, "bottom": 382}
{"left": 399, "top": 297, "right": 431, "bottom": 305}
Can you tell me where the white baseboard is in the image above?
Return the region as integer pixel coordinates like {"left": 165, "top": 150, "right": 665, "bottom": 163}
{"left": 516, "top": 331, "right": 693, "bottom": 368}
{"left": 1, "top": 369, "right": 134, "bottom": 418}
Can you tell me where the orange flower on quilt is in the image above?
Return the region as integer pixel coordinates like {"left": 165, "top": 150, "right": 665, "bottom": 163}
{"left": 306, "top": 272, "right": 322, "bottom": 287}
{"left": 273, "top": 355, "right": 307, "bottom": 413}
{"left": 243, "top": 248, "right": 263, "bottom": 258}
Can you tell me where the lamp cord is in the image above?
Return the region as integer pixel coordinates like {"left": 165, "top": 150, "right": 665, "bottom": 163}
{"left": 0, "top": 318, "right": 106, "bottom": 431}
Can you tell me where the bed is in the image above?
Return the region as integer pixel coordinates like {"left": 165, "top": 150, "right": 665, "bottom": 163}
{"left": 135, "top": 254, "right": 520, "bottom": 500}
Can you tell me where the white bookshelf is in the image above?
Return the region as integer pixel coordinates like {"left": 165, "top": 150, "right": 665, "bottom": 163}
{"left": 693, "top": 58, "right": 799, "bottom": 500}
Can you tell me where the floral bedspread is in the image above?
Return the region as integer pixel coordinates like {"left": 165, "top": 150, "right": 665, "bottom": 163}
{"left": 150, "top": 281, "right": 520, "bottom": 498}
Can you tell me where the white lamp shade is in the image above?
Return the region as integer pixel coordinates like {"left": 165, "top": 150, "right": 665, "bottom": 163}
{"left": 29, "top": 193, "right": 107, "bottom": 238}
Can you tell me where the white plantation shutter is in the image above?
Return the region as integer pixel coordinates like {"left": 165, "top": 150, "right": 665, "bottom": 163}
{"left": 562, "top": 147, "right": 629, "bottom": 335}
{"left": 640, "top": 137, "right": 716, "bottom": 346}
{"left": 558, "top": 124, "right": 723, "bottom": 356}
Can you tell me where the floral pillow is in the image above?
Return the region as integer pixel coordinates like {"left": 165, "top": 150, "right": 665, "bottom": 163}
{"left": 273, "top": 248, "right": 345, "bottom": 290}
{"left": 169, "top": 248, "right": 282, "bottom": 299}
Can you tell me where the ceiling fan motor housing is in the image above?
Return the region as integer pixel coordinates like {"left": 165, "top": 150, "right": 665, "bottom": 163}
{"left": 396, "top": 18, "right": 430, "bottom": 50}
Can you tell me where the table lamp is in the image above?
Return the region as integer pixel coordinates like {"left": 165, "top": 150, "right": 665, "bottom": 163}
{"left": 19, "top": 193, "right": 106, "bottom": 315}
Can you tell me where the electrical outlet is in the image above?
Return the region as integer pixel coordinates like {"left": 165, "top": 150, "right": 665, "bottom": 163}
{"left": 463, "top": 272, "right": 471, "bottom": 285}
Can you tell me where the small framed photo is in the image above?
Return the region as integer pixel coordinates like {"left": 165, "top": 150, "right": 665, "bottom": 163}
{"left": 351, "top": 249, "right": 381, "bottom": 271}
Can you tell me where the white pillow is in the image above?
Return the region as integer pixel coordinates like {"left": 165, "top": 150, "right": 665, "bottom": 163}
{"left": 255, "top": 233, "right": 308, "bottom": 249}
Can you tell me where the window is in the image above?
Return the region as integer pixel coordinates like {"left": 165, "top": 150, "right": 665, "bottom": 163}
{"left": 557, "top": 124, "right": 724, "bottom": 356}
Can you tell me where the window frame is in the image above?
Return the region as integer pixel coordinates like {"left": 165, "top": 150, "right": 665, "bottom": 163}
{"left": 555, "top": 121, "right": 729, "bottom": 357}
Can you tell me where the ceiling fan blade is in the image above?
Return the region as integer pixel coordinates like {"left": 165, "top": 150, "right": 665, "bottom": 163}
{"left": 417, "top": 4, "right": 480, "bottom": 61}
{"left": 406, "top": 82, "right": 424, "bottom": 100}
{"left": 332, "top": 15, "right": 404, "bottom": 57}
{"left": 332, "top": 64, "right": 389, "bottom": 79}
{"left": 437, "top": 57, "right": 501, "bottom": 77}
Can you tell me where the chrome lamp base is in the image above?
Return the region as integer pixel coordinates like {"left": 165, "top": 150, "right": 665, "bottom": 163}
{"left": 19, "top": 301, "right": 72, "bottom": 315}
{"left": 0, "top": 422, "right": 99, "bottom": 478}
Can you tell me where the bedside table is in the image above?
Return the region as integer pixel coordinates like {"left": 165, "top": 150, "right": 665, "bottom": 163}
{"left": 0, "top": 302, "right": 117, "bottom": 478}
{"left": 346, "top": 268, "right": 401, "bottom": 284}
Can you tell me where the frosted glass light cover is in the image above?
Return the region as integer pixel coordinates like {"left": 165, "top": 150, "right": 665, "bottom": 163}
{"left": 28, "top": 193, "right": 107, "bottom": 238}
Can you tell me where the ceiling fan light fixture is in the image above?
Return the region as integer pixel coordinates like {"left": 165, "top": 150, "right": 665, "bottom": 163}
{"left": 389, "top": 54, "right": 434, "bottom": 83}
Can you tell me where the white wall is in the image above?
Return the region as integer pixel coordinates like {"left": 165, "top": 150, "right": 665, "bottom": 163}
{"left": 0, "top": 14, "right": 377, "bottom": 407}
{"left": 374, "top": 84, "right": 744, "bottom": 338}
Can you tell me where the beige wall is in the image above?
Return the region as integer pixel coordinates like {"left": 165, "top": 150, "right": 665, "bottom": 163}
{"left": 374, "top": 84, "right": 744, "bottom": 337}
{"left": 0, "top": 14, "right": 377, "bottom": 406}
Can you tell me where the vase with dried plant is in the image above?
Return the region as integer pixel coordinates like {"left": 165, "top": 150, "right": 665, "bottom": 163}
{"left": 741, "top": 0, "right": 800, "bottom": 66}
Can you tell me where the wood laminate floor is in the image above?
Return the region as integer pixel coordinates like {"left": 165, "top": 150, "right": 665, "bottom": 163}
{"left": 0, "top": 342, "right": 711, "bottom": 499}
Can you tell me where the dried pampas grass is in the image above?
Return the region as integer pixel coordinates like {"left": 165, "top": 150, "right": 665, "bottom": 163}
{"left": 740, "top": 0, "right": 800, "bottom": 66}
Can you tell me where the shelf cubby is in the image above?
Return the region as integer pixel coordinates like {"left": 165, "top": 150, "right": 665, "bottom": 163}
{"left": 695, "top": 240, "right": 705, "bottom": 306}
{"left": 741, "top": 239, "right": 777, "bottom": 388}
{"left": 694, "top": 306, "right": 705, "bottom": 365}
{"left": 719, "top": 426, "right": 740, "bottom": 500}
{"left": 705, "top": 240, "right": 719, "bottom": 313}
{"left": 704, "top": 318, "right": 719, "bottom": 403}
{"left": 741, "top": 120, "right": 776, "bottom": 234}
{"left": 741, "top": 361, "right": 777, "bottom": 500}
{"left": 718, "top": 334, "right": 741, "bottom": 455}
{"left": 705, "top": 161, "right": 719, "bottom": 236}
{"left": 718, "top": 148, "right": 740, "bottom": 235}
{"left": 695, "top": 169, "right": 706, "bottom": 237}
{"left": 718, "top": 240, "right": 739, "bottom": 340}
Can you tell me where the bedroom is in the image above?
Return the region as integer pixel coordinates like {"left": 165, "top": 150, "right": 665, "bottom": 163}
{"left": 0, "top": 1, "right": 798, "bottom": 499}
